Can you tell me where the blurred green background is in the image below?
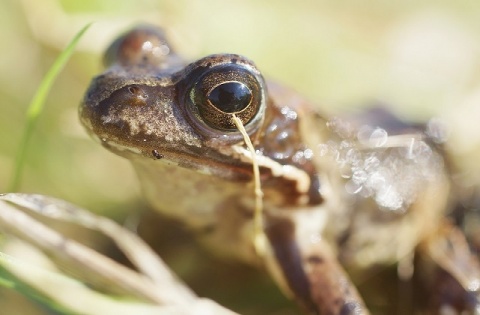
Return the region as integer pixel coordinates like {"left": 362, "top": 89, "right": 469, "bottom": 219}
{"left": 1, "top": 0, "right": 480, "bottom": 314}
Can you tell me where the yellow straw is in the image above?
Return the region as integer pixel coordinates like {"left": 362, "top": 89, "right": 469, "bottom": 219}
{"left": 231, "top": 114, "right": 265, "bottom": 256}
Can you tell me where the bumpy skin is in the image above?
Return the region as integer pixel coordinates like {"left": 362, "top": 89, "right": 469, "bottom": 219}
{"left": 81, "top": 25, "right": 480, "bottom": 314}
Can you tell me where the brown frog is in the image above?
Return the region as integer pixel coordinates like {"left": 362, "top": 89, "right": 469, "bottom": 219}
{"left": 80, "top": 25, "right": 480, "bottom": 314}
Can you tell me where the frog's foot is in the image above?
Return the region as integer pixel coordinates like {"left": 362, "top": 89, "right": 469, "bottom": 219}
{"left": 264, "top": 214, "right": 369, "bottom": 315}
{"left": 420, "top": 220, "right": 480, "bottom": 313}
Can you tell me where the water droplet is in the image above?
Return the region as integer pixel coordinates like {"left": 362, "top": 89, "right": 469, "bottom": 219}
{"left": 426, "top": 117, "right": 448, "bottom": 143}
{"left": 267, "top": 123, "right": 278, "bottom": 133}
{"left": 317, "top": 143, "right": 329, "bottom": 156}
{"left": 303, "top": 148, "right": 313, "bottom": 159}
{"left": 278, "top": 131, "right": 289, "bottom": 140}
{"left": 357, "top": 125, "right": 374, "bottom": 145}
{"left": 376, "top": 185, "right": 403, "bottom": 210}
{"left": 309, "top": 234, "right": 322, "bottom": 244}
{"left": 364, "top": 155, "right": 380, "bottom": 171}
{"left": 370, "top": 128, "right": 388, "bottom": 147}
{"left": 345, "top": 180, "right": 363, "bottom": 194}
{"left": 280, "top": 107, "right": 298, "bottom": 120}
{"left": 352, "top": 170, "right": 368, "bottom": 184}
{"left": 141, "top": 41, "right": 153, "bottom": 51}
{"left": 346, "top": 148, "right": 361, "bottom": 165}
{"left": 467, "top": 279, "right": 480, "bottom": 292}
{"left": 340, "top": 166, "right": 353, "bottom": 179}
{"left": 367, "top": 171, "right": 386, "bottom": 188}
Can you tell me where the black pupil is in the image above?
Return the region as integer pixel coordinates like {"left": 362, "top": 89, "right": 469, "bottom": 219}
{"left": 207, "top": 82, "right": 252, "bottom": 113}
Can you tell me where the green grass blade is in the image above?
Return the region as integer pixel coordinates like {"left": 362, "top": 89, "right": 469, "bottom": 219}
{"left": 8, "top": 23, "right": 92, "bottom": 192}
{"left": 0, "top": 262, "right": 73, "bottom": 315}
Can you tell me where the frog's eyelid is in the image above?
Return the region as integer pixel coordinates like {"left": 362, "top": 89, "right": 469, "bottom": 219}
{"left": 182, "top": 54, "right": 262, "bottom": 77}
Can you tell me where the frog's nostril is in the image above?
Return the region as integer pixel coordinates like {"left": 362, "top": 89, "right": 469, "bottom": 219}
{"left": 128, "top": 86, "right": 140, "bottom": 95}
{"left": 126, "top": 86, "right": 148, "bottom": 106}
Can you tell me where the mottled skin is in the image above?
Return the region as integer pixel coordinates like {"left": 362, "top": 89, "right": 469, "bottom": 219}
{"left": 81, "top": 25, "right": 480, "bottom": 314}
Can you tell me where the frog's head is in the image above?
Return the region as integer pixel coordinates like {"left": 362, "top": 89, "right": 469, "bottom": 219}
{"left": 81, "top": 25, "right": 322, "bottom": 207}
{"left": 80, "top": 25, "right": 268, "bottom": 175}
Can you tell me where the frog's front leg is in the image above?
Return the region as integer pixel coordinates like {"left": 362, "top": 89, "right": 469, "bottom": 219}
{"left": 264, "top": 213, "right": 369, "bottom": 315}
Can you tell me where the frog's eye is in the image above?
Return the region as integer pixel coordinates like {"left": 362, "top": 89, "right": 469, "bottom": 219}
{"left": 187, "top": 61, "right": 266, "bottom": 131}
{"left": 103, "top": 25, "right": 179, "bottom": 68}
{"left": 207, "top": 81, "right": 252, "bottom": 114}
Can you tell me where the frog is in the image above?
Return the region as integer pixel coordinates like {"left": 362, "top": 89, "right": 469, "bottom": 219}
{"left": 80, "top": 25, "right": 480, "bottom": 314}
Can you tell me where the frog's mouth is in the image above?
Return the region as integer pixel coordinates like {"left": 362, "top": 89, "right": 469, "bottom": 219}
{"left": 88, "top": 128, "right": 257, "bottom": 182}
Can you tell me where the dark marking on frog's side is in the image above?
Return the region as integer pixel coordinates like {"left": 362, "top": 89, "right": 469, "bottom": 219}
{"left": 152, "top": 150, "right": 163, "bottom": 160}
